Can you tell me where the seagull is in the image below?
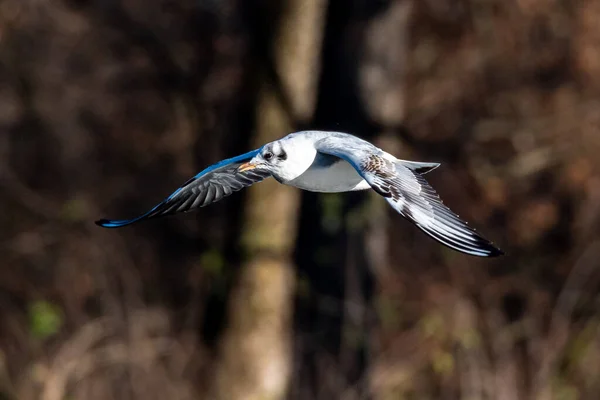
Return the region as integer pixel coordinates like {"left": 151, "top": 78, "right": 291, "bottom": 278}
{"left": 96, "top": 131, "right": 503, "bottom": 257}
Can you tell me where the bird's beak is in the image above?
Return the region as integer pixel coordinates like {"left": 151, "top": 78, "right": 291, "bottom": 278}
{"left": 238, "top": 161, "right": 259, "bottom": 172}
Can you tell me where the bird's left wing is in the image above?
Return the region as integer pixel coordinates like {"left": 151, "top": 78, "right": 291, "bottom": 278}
{"left": 315, "top": 138, "right": 503, "bottom": 257}
{"left": 96, "top": 149, "right": 270, "bottom": 228}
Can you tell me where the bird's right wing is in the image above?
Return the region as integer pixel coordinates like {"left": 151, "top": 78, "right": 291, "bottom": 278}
{"left": 96, "top": 149, "right": 271, "bottom": 228}
{"left": 362, "top": 155, "right": 503, "bottom": 257}
{"left": 315, "top": 137, "right": 503, "bottom": 257}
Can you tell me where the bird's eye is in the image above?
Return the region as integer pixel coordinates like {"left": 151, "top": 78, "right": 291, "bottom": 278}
{"left": 264, "top": 151, "right": 273, "bottom": 161}
{"left": 279, "top": 151, "right": 287, "bottom": 160}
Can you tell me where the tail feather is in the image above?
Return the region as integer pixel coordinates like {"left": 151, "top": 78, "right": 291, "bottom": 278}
{"left": 399, "top": 160, "right": 441, "bottom": 175}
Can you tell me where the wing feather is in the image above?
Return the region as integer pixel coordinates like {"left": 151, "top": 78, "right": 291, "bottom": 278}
{"left": 371, "top": 158, "right": 503, "bottom": 257}
{"left": 313, "top": 136, "right": 502, "bottom": 257}
{"left": 95, "top": 149, "right": 271, "bottom": 228}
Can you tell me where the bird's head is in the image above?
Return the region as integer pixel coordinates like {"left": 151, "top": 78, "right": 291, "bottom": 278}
{"left": 237, "top": 135, "right": 317, "bottom": 182}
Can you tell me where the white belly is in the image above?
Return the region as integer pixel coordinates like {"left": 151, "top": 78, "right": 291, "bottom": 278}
{"left": 286, "top": 158, "right": 371, "bottom": 193}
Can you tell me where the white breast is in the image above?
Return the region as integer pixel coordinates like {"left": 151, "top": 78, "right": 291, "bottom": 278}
{"left": 286, "top": 158, "right": 370, "bottom": 193}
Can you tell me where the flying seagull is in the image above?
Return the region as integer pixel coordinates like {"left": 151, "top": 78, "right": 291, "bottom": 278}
{"left": 96, "top": 131, "right": 503, "bottom": 257}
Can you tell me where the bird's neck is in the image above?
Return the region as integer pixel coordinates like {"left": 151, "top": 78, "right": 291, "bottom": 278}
{"left": 273, "top": 145, "right": 317, "bottom": 182}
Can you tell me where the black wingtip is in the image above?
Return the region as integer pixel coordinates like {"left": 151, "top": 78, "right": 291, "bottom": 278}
{"left": 95, "top": 218, "right": 134, "bottom": 228}
{"left": 474, "top": 235, "right": 505, "bottom": 258}
{"left": 470, "top": 234, "right": 505, "bottom": 258}
{"left": 486, "top": 245, "right": 505, "bottom": 257}
{"left": 95, "top": 219, "right": 115, "bottom": 228}
{"left": 415, "top": 221, "right": 505, "bottom": 258}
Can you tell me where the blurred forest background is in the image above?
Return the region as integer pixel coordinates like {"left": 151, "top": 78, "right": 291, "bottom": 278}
{"left": 2, "top": 0, "right": 600, "bottom": 399}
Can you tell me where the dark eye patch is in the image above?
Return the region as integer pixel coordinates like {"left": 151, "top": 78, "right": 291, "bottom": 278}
{"left": 279, "top": 150, "right": 287, "bottom": 160}
{"left": 264, "top": 151, "right": 273, "bottom": 160}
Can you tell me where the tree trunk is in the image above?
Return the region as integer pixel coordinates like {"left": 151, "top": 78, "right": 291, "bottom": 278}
{"left": 209, "top": 1, "right": 327, "bottom": 399}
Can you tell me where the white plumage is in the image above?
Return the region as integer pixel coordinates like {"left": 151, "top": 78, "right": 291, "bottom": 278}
{"left": 97, "top": 130, "right": 503, "bottom": 257}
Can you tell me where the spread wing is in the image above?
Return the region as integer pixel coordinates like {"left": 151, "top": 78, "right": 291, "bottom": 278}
{"left": 96, "top": 149, "right": 271, "bottom": 228}
{"left": 315, "top": 137, "right": 502, "bottom": 257}
{"left": 363, "top": 155, "right": 503, "bottom": 257}
{"left": 366, "top": 156, "right": 502, "bottom": 257}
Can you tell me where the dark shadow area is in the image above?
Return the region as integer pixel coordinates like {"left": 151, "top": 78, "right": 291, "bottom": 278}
{"left": 290, "top": 0, "right": 390, "bottom": 398}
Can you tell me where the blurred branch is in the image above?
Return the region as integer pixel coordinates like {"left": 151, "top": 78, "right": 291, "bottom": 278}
{"left": 532, "top": 240, "right": 600, "bottom": 399}
{"left": 30, "top": 311, "right": 191, "bottom": 400}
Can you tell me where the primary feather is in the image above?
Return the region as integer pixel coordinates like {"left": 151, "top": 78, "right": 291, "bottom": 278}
{"left": 96, "top": 149, "right": 271, "bottom": 228}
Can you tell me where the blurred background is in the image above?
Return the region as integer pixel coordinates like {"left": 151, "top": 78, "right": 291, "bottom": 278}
{"left": 1, "top": 0, "right": 600, "bottom": 399}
